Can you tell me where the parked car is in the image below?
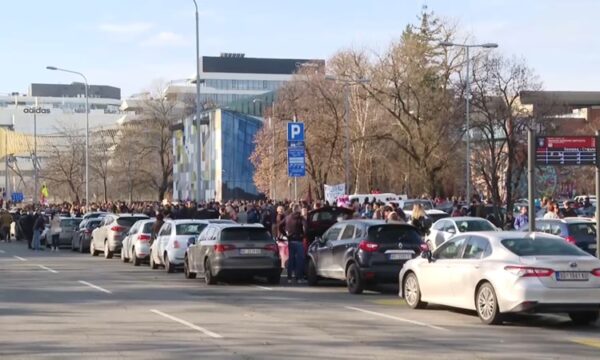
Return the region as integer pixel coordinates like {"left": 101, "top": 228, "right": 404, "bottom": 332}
{"left": 121, "top": 219, "right": 155, "bottom": 266}
{"left": 535, "top": 218, "right": 597, "bottom": 256}
{"left": 149, "top": 219, "right": 222, "bottom": 273}
{"left": 90, "top": 214, "right": 149, "bottom": 258}
{"left": 184, "top": 223, "right": 281, "bottom": 284}
{"left": 426, "top": 217, "right": 497, "bottom": 250}
{"left": 399, "top": 231, "right": 600, "bottom": 325}
{"left": 307, "top": 220, "right": 426, "bottom": 294}
{"left": 71, "top": 218, "right": 103, "bottom": 253}
{"left": 82, "top": 212, "right": 109, "bottom": 220}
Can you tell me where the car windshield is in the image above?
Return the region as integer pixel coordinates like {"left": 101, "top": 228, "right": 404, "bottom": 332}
{"left": 221, "top": 228, "right": 272, "bottom": 242}
{"left": 176, "top": 223, "right": 207, "bottom": 235}
{"left": 61, "top": 219, "right": 81, "bottom": 227}
{"left": 367, "top": 225, "right": 422, "bottom": 245}
{"left": 117, "top": 217, "right": 148, "bottom": 227}
{"left": 456, "top": 220, "right": 495, "bottom": 232}
{"left": 403, "top": 201, "right": 433, "bottom": 211}
{"left": 88, "top": 220, "right": 102, "bottom": 229}
{"left": 142, "top": 222, "right": 155, "bottom": 234}
{"left": 567, "top": 223, "right": 596, "bottom": 237}
{"left": 501, "top": 236, "right": 589, "bottom": 256}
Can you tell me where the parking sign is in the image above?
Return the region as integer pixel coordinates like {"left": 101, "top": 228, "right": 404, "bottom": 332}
{"left": 287, "top": 122, "right": 305, "bottom": 142}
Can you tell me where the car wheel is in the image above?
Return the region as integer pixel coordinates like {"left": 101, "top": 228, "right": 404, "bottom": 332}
{"left": 184, "top": 257, "right": 196, "bottom": 279}
{"left": 346, "top": 263, "right": 364, "bottom": 295}
{"left": 132, "top": 248, "right": 142, "bottom": 266}
{"left": 90, "top": 241, "right": 99, "bottom": 256}
{"left": 149, "top": 251, "right": 158, "bottom": 270}
{"left": 476, "top": 282, "right": 503, "bottom": 325}
{"left": 204, "top": 259, "right": 217, "bottom": 285}
{"left": 569, "top": 311, "right": 599, "bottom": 326}
{"left": 307, "top": 259, "right": 319, "bottom": 286}
{"left": 104, "top": 241, "right": 113, "bottom": 259}
{"left": 164, "top": 253, "right": 175, "bottom": 273}
{"left": 404, "top": 272, "right": 427, "bottom": 309}
{"left": 79, "top": 238, "right": 86, "bottom": 253}
{"left": 121, "top": 249, "right": 129, "bottom": 263}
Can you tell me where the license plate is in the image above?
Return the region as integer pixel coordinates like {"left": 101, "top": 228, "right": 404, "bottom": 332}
{"left": 589, "top": 244, "right": 597, "bottom": 250}
{"left": 240, "top": 249, "right": 261, "bottom": 255}
{"left": 388, "top": 252, "right": 413, "bottom": 260}
{"left": 556, "top": 271, "right": 590, "bottom": 281}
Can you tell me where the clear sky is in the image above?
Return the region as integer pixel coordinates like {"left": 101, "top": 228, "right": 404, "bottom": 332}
{"left": 2, "top": 0, "right": 599, "bottom": 97}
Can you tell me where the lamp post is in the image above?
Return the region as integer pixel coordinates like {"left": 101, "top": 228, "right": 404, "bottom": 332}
{"left": 325, "top": 76, "right": 369, "bottom": 195}
{"left": 46, "top": 66, "right": 90, "bottom": 207}
{"left": 438, "top": 41, "right": 498, "bottom": 202}
{"left": 192, "top": 0, "right": 204, "bottom": 203}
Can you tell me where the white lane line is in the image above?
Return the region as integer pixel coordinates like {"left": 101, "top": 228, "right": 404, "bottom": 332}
{"left": 14, "top": 256, "right": 26, "bottom": 261}
{"left": 0, "top": 249, "right": 6, "bottom": 254}
{"left": 36, "top": 264, "right": 59, "bottom": 274}
{"left": 252, "top": 285, "right": 273, "bottom": 291}
{"left": 345, "top": 306, "right": 448, "bottom": 332}
{"left": 78, "top": 280, "right": 112, "bottom": 294}
{"left": 150, "top": 309, "right": 223, "bottom": 339}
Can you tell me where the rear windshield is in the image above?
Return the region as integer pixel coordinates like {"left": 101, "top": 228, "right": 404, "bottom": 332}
{"left": 367, "top": 225, "right": 422, "bottom": 245}
{"left": 221, "top": 228, "right": 272, "bottom": 242}
{"left": 176, "top": 223, "right": 207, "bottom": 235}
{"left": 117, "top": 217, "right": 148, "bottom": 227}
{"left": 501, "top": 237, "right": 589, "bottom": 256}
{"left": 567, "top": 223, "right": 596, "bottom": 237}
{"left": 142, "top": 222, "right": 155, "bottom": 234}
{"left": 61, "top": 219, "right": 81, "bottom": 227}
{"left": 87, "top": 220, "right": 102, "bottom": 229}
{"left": 456, "top": 220, "right": 496, "bottom": 232}
{"left": 403, "top": 201, "right": 433, "bottom": 211}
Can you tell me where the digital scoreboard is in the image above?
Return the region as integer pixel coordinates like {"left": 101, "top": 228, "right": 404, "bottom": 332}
{"left": 535, "top": 136, "right": 598, "bottom": 166}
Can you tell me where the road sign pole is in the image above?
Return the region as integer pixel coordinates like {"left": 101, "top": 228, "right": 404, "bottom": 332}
{"left": 528, "top": 128, "right": 536, "bottom": 232}
{"left": 596, "top": 130, "right": 600, "bottom": 258}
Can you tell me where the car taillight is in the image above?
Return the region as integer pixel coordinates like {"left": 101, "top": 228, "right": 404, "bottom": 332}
{"left": 214, "top": 244, "right": 236, "bottom": 253}
{"left": 591, "top": 269, "right": 600, "bottom": 277}
{"left": 111, "top": 226, "right": 125, "bottom": 233}
{"left": 419, "top": 243, "right": 429, "bottom": 252}
{"left": 264, "top": 244, "right": 278, "bottom": 253}
{"left": 173, "top": 240, "right": 180, "bottom": 249}
{"left": 137, "top": 234, "right": 150, "bottom": 242}
{"left": 85, "top": 229, "right": 92, "bottom": 234}
{"left": 565, "top": 236, "right": 577, "bottom": 245}
{"left": 504, "top": 265, "right": 554, "bottom": 277}
{"left": 358, "top": 240, "right": 379, "bottom": 252}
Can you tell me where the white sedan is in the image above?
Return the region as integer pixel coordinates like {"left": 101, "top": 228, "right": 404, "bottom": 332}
{"left": 399, "top": 231, "right": 600, "bottom": 325}
{"left": 426, "top": 217, "right": 497, "bottom": 250}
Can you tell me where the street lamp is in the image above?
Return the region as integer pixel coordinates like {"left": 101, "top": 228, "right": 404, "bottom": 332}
{"left": 192, "top": 0, "right": 205, "bottom": 203}
{"left": 325, "top": 75, "right": 370, "bottom": 195}
{"left": 438, "top": 41, "right": 498, "bottom": 202}
{"left": 46, "top": 66, "right": 90, "bottom": 207}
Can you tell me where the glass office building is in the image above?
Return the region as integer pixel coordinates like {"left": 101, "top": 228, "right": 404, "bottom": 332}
{"left": 173, "top": 108, "right": 263, "bottom": 201}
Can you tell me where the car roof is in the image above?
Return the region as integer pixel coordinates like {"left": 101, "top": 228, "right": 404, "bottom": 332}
{"left": 536, "top": 217, "right": 592, "bottom": 224}
{"left": 165, "top": 219, "right": 212, "bottom": 224}
{"left": 337, "top": 219, "right": 417, "bottom": 228}
{"left": 60, "top": 217, "right": 81, "bottom": 220}
{"left": 454, "top": 231, "right": 563, "bottom": 243}
{"left": 446, "top": 217, "right": 490, "bottom": 222}
{"left": 209, "top": 223, "right": 265, "bottom": 230}
{"left": 113, "top": 213, "right": 149, "bottom": 218}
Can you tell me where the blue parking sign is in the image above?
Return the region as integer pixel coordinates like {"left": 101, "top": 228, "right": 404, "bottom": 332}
{"left": 287, "top": 122, "right": 305, "bottom": 142}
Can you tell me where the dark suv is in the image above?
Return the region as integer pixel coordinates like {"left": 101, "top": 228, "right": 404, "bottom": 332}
{"left": 535, "top": 218, "right": 597, "bottom": 256}
{"left": 306, "top": 220, "right": 426, "bottom": 294}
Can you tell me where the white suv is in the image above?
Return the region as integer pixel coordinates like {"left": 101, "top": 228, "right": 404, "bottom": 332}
{"left": 91, "top": 214, "right": 149, "bottom": 259}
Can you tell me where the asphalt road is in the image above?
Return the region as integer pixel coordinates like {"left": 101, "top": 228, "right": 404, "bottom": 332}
{"left": 1, "top": 240, "right": 599, "bottom": 360}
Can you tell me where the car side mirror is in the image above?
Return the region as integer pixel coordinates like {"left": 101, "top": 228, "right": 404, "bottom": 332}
{"left": 447, "top": 228, "right": 456, "bottom": 234}
{"left": 316, "top": 236, "right": 325, "bottom": 245}
{"left": 421, "top": 250, "right": 433, "bottom": 263}
{"left": 188, "top": 237, "right": 196, "bottom": 246}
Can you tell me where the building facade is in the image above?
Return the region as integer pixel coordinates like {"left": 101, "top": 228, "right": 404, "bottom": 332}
{"left": 173, "top": 108, "right": 263, "bottom": 201}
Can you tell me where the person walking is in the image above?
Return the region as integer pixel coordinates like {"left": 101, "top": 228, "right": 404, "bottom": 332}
{"left": 50, "top": 212, "right": 61, "bottom": 251}
{"left": 32, "top": 211, "right": 45, "bottom": 251}
{"left": 0, "top": 209, "right": 12, "bottom": 242}
{"left": 284, "top": 204, "right": 305, "bottom": 284}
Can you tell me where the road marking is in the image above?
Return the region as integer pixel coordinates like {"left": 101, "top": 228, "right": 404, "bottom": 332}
{"left": 36, "top": 264, "right": 59, "bottom": 274}
{"left": 345, "top": 306, "right": 448, "bottom": 332}
{"left": 571, "top": 338, "right": 600, "bottom": 349}
{"left": 14, "top": 256, "right": 26, "bottom": 261}
{"left": 252, "top": 285, "right": 273, "bottom": 291}
{"left": 78, "top": 280, "right": 112, "bottom": 294}
{"left": 150, "top": 309, "right": 223, "bottom": 339}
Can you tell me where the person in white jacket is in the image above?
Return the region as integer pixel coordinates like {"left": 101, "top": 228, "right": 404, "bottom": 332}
{"left": 543, "top": 203, "right": 560, "bottom": 220}
{"left": 50, "top": 213, "right": 61, "bottom": 251}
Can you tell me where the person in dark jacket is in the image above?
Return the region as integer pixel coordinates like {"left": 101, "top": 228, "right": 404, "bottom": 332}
{"left": 260, "top": 206, "right": 274, "bottom": 236}
{"left": 20, "top": 210, "right": 35, "bottom": 248}
{"left": 151, "top": 213, "right": 165, "bottom": 244}
{"left": 32, "top": 211, "right": 45, "bottom": 251}
{"left": 285, "top": 204, "right": 305, "bottom": 283}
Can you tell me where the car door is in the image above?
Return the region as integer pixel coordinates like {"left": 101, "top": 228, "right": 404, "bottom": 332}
{"left": 93, "top": 217, "right": 109, "bottom": 249}
{"left": 156, "top": 223, "right": 172, "bottom": 264}
{"left": 199, "top": 227, "right": 217, "bottom": 274}
{"left": 189, "top": 227, "right": 208, "bottom": 273}
{"left": 331, "top": 224, "right": 356, "bottom": 279}
{"left": 75, "top": 220, "right": 87, "bottom": 248}
{"left": 124, "top": 223, "right": 139, "bottom": 258}
{"left": 315, "top": 225, "right": 343, "bottom": 278}
{"left": 450, "top": 235, "right": 492, "bottom": 310}
{"left": 417, "top": 236, "right": 468, "bottom": 305}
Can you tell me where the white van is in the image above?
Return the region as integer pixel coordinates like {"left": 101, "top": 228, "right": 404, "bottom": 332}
{"left": 348, "top": 193, "right": 407, "bottom": 205}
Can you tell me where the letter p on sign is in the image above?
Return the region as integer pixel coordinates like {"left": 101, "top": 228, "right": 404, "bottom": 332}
{"left": 287, "top": 122, "right": 305, "bottom": 142}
